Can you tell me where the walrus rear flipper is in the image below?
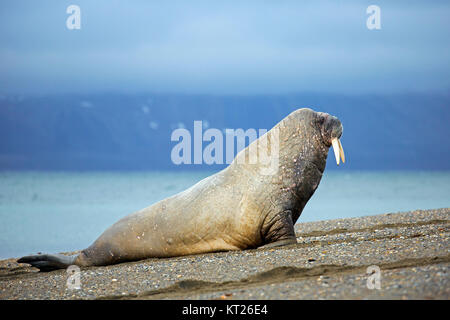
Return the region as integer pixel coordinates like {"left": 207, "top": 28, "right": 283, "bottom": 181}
{"left": 17, "top": 253, "right": 77, "bottom": 272}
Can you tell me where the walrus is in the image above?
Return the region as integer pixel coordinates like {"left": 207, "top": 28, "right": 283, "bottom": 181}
{"left": 17, "top": 108, "right": 345, "bottom": 271}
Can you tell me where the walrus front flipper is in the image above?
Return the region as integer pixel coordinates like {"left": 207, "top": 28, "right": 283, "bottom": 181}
{"left": 259, "top": 209, "right": 298, "bottom": 249}
{"left": 17, "top": 253, "right": 77, "bottom": 272}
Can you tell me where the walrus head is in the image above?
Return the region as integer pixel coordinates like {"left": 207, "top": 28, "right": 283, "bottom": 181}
{"left": 316, "top": 111, "right": 345, "bottom": 165}
{"left": 279, "top": 108, "right": 346, "bottom": 174}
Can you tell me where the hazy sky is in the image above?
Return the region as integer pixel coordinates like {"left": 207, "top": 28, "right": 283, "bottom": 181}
{"left": 1, "top": 0, "right": 449, "bottom": 95}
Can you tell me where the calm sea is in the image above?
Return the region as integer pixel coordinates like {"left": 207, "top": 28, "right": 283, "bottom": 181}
{"left": 0, "top": 171, "right": 449, "bottom": 259}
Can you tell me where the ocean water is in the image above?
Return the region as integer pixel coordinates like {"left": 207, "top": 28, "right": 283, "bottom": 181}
{"left": 0, "top": 170, "right": 449, "bottom": 259}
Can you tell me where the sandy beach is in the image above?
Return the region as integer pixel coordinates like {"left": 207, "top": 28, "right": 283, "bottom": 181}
{"left": 0, "top": 208, "right": 448, "bottom": 300}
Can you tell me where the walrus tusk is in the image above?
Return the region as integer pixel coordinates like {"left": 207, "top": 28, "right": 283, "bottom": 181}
{"left": 338, "top": 139, "right": 345, "bottom": 164}
{"left": 331, "top": 138, "right": 345, "bottom": 165}
{"left": 331, "top": 138, "right": 340, "bottom": 165}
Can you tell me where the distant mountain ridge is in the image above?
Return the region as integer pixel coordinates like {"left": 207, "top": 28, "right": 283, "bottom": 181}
{"left": 0, "top": 93, "right": 449, "bottom": 171}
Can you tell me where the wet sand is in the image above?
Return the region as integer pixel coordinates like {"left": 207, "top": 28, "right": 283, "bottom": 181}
{"left": 0, "top": 208, "right": 448, "bottom": 300}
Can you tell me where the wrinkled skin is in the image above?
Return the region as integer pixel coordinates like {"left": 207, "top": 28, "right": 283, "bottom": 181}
{"left": 18, "top": 108, "right": 343, "bottom": 271}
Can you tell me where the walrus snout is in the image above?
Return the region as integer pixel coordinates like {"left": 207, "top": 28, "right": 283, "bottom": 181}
{"left": 318, "top": 112, "right": 342, "bottom": 142}
{"left": 317, "top": 112, "right": 345, "bottom": 165}
{"left": 326, "top": 115, "right": 343, "bottom": 141}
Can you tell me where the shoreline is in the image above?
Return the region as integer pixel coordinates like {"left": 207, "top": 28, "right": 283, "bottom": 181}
{"left": 1, "top": 208, "right": 448, "bottom": 300}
